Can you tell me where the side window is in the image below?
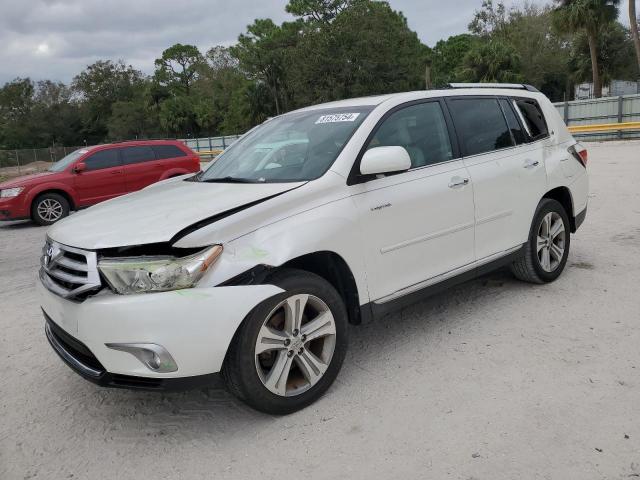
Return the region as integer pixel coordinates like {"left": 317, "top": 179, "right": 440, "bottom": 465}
{"left": 499, "top": 99, "right": 526, "bottom": 145}
{"left": 121, "top": 146, "right": 156, "bottom": 165}
{"left": 447, "top": 98, "right": 514, "bottom": 156}
{"left": 152, "top": 145, "right": 187, "bottom": 160}
{"left": 514, "top": 99, "right": 549, "bottom": 140}
{"left": 84, "top": 149, "right": 121, "bottom": 171}
{"left": 366, "top": 102, "right": 453, "bottom": 168}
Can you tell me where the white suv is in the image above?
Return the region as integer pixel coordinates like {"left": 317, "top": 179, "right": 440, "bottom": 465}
{"left": 39, "top": 84, "right": 588, "bottom": 414}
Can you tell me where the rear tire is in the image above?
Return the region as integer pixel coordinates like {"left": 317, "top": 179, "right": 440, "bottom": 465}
{"left": 31, "top": 193, "right": 70, "bottom": 226}
{"left": 223, "top": 269, "right": 348, "bottom": 415}
{"left": 511, "top": 198, "right": 570, "bottom": 284}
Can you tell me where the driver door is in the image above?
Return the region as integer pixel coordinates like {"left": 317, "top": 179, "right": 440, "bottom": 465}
{"left": 73, "top": 148, "right": 126, "bottom": 206}
{"left": 350, "top": 100, "right": 475, "bottom": 302}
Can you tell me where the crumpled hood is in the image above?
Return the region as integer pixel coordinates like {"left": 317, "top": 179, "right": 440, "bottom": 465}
{"left": 47, "top": 178, "right": 304, "bottom": 249}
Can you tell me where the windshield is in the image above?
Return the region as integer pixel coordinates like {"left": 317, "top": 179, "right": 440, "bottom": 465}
{"left": 48, "top": 149, "right": 88, "bottom": 172}
{"left": 198, "top": 107, "right": 372, "bottom": 183}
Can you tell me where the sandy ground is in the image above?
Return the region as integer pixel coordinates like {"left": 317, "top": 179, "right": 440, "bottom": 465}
{"left": 1, "top": 141, "right": 639, "bottom": 480}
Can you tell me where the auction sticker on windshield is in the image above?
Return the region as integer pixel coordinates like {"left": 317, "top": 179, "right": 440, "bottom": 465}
{"left": 315, "top": 113, "right": 360, "bottom": 124}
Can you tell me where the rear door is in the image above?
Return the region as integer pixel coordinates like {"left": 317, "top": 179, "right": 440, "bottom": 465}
{"left": 507, "top": 97, "right": 550, "bottom": 242}
{"left": 73, "top": 148, "right": 126, "bottom": 205}
{"left": 351, "top": 100, "right": 475, "bottom": 302}
{"left": 120, "top": 145, "right": 160, "bottom": 192}
{"left": 446, "top": 96, "right": 547, "bottom": 260}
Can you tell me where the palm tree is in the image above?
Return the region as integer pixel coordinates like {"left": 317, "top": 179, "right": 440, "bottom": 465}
{"left": 553, "top": 0, "right": 620, "bottom": 98}
{"left": 630, "top": 0, "right": 640, "bottom": 75}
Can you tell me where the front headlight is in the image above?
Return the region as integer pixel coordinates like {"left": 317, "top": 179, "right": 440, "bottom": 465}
{"left": 98, "top": 245, "right": 223, "bottom": 294}
{"left": 0, "top": 187, "right": 24, "bottom": 198}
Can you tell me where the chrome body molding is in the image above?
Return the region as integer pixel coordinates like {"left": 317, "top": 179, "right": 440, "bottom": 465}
{"left": 374, "top": 245, "right": 523, "bottom": 305}
{"left": 380, "top": 221, "right": 475, "bottom": 255}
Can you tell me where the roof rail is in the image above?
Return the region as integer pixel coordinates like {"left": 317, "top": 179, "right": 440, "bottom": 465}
{"left": 447, "top": 83, "right": 540, "bottom": 93}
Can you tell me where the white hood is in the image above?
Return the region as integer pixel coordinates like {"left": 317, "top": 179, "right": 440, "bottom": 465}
{"left": 47, "top": 178, "right": 304, "bottom": 249}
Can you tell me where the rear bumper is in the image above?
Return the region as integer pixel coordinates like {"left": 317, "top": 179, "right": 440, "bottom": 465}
{"left": 574, "top": 206, "right": 587, "bottom": 231}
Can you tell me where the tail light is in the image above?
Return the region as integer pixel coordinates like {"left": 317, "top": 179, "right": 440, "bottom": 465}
{"left": 568, "top": 144, "right": 588, "bottom": 168}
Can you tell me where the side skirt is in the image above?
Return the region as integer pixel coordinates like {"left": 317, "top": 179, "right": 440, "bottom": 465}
{"left": 360, "top": 244, "right": 525, "bottom": 323}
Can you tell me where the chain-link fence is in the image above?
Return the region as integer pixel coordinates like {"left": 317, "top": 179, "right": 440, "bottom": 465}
{"left": 0, "top": 146, "right": 86, "bottom": 180}
{"left": 0, "top": 135, "right": 243, "bottom": 181}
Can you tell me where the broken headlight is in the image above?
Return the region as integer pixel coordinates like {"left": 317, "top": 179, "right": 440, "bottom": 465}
{"left": 98, "top": 245, "right": 223, "bottom": 294}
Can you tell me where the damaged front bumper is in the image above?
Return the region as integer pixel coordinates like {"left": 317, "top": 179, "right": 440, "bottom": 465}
{"left": 38, "top": 281, "right": 283, "bottom": 388}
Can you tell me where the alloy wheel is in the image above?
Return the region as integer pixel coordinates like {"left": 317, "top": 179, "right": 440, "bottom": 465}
{"left": 536, "top": 211, "right": 566, "bottom": 272}
{"left": 254, "top": 294, "right": 337, "bottom": 397}
{"left": 37, "top": 199, "right": 64, "bottom": 222}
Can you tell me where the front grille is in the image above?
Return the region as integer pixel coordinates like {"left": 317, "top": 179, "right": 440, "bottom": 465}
{"left": 40, "top": 239, "right": 101, "bottom": 300}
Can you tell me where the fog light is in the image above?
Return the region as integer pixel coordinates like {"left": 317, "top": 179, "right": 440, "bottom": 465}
{"left": 105, "top": 343, "right": 178, "bottom": 373}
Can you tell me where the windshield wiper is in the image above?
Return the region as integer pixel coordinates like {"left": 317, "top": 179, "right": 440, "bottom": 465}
{"left": 201, "top": 176, "right": 264, "bottom": 183}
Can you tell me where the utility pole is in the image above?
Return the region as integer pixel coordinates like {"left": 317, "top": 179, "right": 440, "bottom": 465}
{"left": 425, "top": 65, "right": 432, "bottom": 90}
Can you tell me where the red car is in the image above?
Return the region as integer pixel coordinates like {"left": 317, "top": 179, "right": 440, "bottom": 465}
{"left": 0, "top": 140, "right": 200, "bottom": 225}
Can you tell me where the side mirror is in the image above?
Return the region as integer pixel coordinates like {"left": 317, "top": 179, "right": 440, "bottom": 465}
{"left": 73, "top": 162, "right": 86, "bottom": 173}
{"left": 360, "top": 146, "right": 411, "bottom": 176}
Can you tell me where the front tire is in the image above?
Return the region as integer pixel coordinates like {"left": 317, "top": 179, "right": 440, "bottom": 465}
{"left": 223, "top": 269, "right": 348, "bottom": 415}
{"left": 31, "top": 193, "right": 70, "bottom": 226}
{"left": 511, "top": 198, "right": 570, "bottom": 284}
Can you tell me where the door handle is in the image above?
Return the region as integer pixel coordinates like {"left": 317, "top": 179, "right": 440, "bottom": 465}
{"left": 111, "top": 170, "right": 123, "bottom": 174}
{"left": 448, "top": 177, "right": 469, "bottom": 188}
{"left": 524, "top": 159, "right": 540, "bottom": 169}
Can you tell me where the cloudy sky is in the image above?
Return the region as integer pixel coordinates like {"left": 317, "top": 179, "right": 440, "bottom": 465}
{"left": 0, "top": 0, "right": 593, "bottom": 84}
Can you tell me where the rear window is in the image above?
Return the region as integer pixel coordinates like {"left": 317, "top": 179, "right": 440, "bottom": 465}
{"left": 121, "top": 146, "right": 156, "bottom": 165}
{"left": 152, "top": 145, "right": 187, "bottom": 159}
{"left": 514, "top": 99, "right": 549, "bottom": 140}
{"left": 447, "top": 98, "right": 514, "bottom": 156}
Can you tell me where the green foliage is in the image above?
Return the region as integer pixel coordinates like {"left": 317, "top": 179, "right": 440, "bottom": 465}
{"left": 286, "top": 0, "right": 357, "bottom": 23}
{"left": 153, "top": 44, "right": 205, "bottom": 95}
{"left": 231, "top": 19, "right": 299, "bottom": 114}
{"left": 0, "top": 78, "right": 85, "bottom": 149}
{"left": 570, "top": 22, "right": 640, "bottom": 82}
{"left": 287, "top": 1, "right": 428, "bottom": 104}
{"left": 552, "top": 0, "right": 620, "bottom": 34}
{"left": 552, "top": 0, "right": 621, "bottom": 97}
{"left": 469, "top": 0, "right": 508, "bottom": 36}
{"left": 1, "top": 0, "right": 638, "bottom": 149}
{"left": 459, "top": 39, "right": 525, "bottom": 83}
{"left": 72, "top": 60, "right": 145, "bottom": 141}
{"left": 0, "top": 78, "right": 35, "bottom": 148}
{"left": 430, "top": 34, "right": 479, "bottom": 86}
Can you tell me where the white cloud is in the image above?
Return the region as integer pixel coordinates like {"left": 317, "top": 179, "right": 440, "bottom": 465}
{"left": 0, "top": 0, "right": 569, "bottom": 84}
{"left": 35, "top": 43, "right": 50, "bottom": 55}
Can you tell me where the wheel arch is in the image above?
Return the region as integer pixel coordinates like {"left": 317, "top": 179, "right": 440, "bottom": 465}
{"left": 30, "top": 187, "right": 76, "bottom": 212}
{"left": 281, "top": 251, "right": 363, "bottom": 325}
{"left": 223, "top": 251, "right": 364, "bottom": 325}
{"left": 160, "top": 168, "right": 190, "bottom": 180}
{"left": 542, "top": 186, "right": 576, "bottom": 232}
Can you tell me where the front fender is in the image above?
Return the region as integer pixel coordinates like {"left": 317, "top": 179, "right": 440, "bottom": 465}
{"left": 24, "top": 182, "right": 77, "bottom": 210}
{"left": 197, "top": 195, "right": 370, "bottom": 305}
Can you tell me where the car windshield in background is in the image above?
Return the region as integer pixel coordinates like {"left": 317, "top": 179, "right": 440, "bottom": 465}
{"left": 48, "top": 149, "right": 87, "bottom": 172}
{"left": 198, "top": 107, "right": 373, "bottom": 183}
